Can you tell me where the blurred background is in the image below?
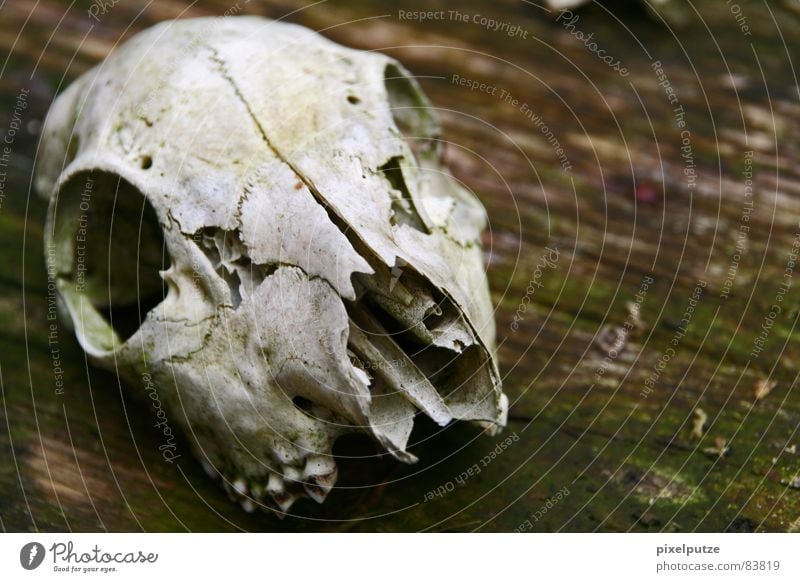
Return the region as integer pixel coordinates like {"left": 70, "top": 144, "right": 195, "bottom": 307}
{"left": 0, "top": 0, "right": 799, "bottom": 532}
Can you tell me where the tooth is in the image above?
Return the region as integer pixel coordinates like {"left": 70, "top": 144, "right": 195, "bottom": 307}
{"left": 303, "top": 455, "right": 336, "bottom": 479}
{"left": 283, "top": 466, "right": 301, "bottom": 483}
{"left": 267, "top": 473, "right": 284, "bottom": 495}
{"left": 233, "top": 478, "right": 247, "bottom": 497}
{"left": 302, "top": 455, "right": 338, "bottom": 503}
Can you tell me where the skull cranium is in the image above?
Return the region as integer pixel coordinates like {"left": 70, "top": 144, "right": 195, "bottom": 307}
{"left": 37, "top": 16, "right": 507, "bottom": 513}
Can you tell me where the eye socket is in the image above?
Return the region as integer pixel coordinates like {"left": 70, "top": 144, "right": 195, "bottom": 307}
{"left": 48, "top": 170, "right": 168, "bottom": 352}
{"left": 383, "top": 63, "right": 440, "bottom": 145}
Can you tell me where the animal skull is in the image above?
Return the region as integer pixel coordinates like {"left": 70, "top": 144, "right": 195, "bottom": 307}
{"left": 37, "top": 16, "right": 507, "bottom": 513}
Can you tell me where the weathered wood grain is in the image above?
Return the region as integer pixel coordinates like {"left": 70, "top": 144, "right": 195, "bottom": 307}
{"left": 0, "top": 0, "right": 798, "bottom": 532}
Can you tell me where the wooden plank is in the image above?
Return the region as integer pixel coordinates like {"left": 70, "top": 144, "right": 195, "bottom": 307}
{"left": 0, "top": 0, "right": 798, "bottom": 531}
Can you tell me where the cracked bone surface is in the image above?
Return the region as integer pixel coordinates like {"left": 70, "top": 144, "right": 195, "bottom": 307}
{"left": 36, "top": 16, "right": 507, "bottom": 514}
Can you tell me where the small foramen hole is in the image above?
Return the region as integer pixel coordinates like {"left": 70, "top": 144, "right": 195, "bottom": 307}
{"left": 140, "top": 155, "right": 153, "bottom": 170}
{"left": 347, "top": 95, "right": 360, "bottom": 105}
{"left": 292, "top": 396, "right": 313, "bottom": 413}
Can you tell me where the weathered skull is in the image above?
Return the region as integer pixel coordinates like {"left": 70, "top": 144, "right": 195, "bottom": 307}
{"left": 36, "top": 16, "right": 507, "bottom": 513}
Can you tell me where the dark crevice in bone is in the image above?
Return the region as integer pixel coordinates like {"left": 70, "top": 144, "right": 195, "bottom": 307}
{"left": 383, "top": 62, "right": 441, "bottom": 162}
{"left": 347, "top": 266, "right": 495, "bottom": 423}
{"left": 379, "top": 156, "right": 429, "bottom": 233}
{"left": 412, "top": 344, "right": 499, "bottom": 422}
{"left": 347, "top": 310, "right": 452, "bottom": 426}
{"left": 354, "top": 266, "right": 472, "bottom": 353}
{"left": 205, "top": 46, "right": 379, "bottom": 284}
{"left": 195, "top": 226, "right": 277, "bottom": 308}
{"left": 292, "top": 395, "right": 314, "bottom": 414}
{"left": 384, "top": 63, "right": 488, "bottom": 250}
